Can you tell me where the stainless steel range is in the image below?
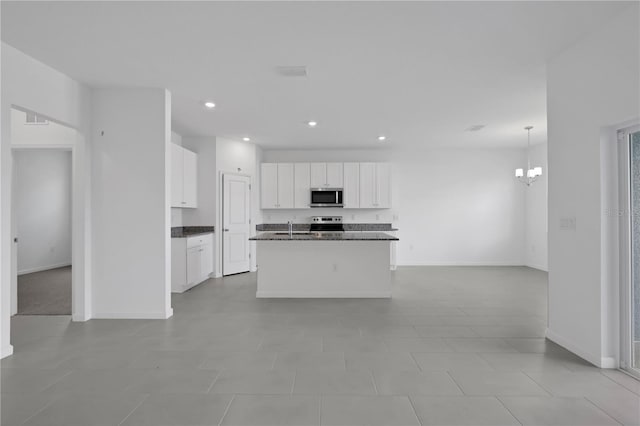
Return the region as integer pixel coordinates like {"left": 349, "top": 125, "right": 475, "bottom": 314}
{"left": 310, "top": 216, "right": 344, "bottom": 233}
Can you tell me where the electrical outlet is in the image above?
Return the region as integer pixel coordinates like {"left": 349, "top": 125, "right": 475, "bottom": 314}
{"left": 351, "top": 214, "right": 355, "bottom": 220}
{"left": 393, "top": 214, "right": 399, "bottom": 221}
{"left": 560, "top": 217, "right": 576, "bottom": 230}
{"left": 376, "top": 214, "right": 380, "bottom": 221}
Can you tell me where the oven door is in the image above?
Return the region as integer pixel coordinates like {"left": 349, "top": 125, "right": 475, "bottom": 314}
{"left": 310, "top": 188, "right": 343, "bottom": 207}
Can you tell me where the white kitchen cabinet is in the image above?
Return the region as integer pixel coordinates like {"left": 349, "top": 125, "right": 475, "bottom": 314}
{"left": 261, "top": 163, "right": 294, "bottom": 209}
{"left": 277, "top": 163, "right": 295, "bottom": 208}
{"left": 294, "top": 163, "right": 311, "bottom": 208}
{"left": 182, "top": 148, "right": 197, "bottom": 207}
{"left": 261, "top": 163, "right": 278, "bottom": 209}
{"left": 310, "top": 163, "right": 343, "bottom": 188}
{"left": 172, "top": 233, "right": 214, "bottom": 293}
{"left": 359, "top": 162, "right": 391, "bottom": 209}
{"left": 310, "top": 163, "right": 326, "bottom": 188}
{"left": 326, "top": 163, "right": 344, "bottom": 187}
{"left": 343, "top": 163, "right": 360, "bottom": 208}
{"left": 171, "top": 144, "right": 198, "bottom": 208}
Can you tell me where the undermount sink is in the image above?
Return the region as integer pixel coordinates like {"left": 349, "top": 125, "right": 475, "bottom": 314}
{"left": 272, "top": 232, "right": 314, "bottom": 235}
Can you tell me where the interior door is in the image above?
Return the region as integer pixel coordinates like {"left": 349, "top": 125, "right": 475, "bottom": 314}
{"left": 223, "top": 174, "right": 251, "bottom": 276}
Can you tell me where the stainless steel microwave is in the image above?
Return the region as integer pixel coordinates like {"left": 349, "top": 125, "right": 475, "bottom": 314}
{"left": 310, "top": 188, "right": 343, "bottom": 208}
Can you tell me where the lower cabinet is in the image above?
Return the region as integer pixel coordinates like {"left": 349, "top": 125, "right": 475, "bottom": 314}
{"left": 172, "top": 233, "right": 214, "bottom": 293}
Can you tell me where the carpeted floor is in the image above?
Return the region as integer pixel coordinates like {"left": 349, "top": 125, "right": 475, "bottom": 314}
{"left": 17, "top": 266, "right": 71, "bottom": 315}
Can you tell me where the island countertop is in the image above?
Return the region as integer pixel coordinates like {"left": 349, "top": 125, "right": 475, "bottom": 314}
{"left": 249, "top": 232, "right": 398, "bottom": 241}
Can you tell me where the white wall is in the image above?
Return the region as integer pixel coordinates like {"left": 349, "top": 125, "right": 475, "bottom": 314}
{"left": 1, "top": 42, "right": 92, "bottom": 358}
{"left": 15, "top": 150, "right": 72, "bottom": 274}
{"left": 525, "top": 143, "right": 548, "bottom": 271}
{"left": 90, "top": 88, "right": 172, "bottom": 319}
{"left": 546, "top": 4, "right": 640, "bottom": 367}
{"left": 262, "top": 147, "right": 527, "bottom": 266}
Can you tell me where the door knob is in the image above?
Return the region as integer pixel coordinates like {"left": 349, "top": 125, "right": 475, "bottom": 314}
{"left": 224, "top": 228, "right": 229, "bottom": 232}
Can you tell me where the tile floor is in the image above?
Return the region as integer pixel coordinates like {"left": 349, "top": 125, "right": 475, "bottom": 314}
{"left": 2, "top": 266, "right": 639, "bottom": 425}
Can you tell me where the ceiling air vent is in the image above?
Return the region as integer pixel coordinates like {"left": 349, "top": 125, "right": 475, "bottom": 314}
{"left": 25, "top": 111, "right": 49, "bottom": 125}
{"left": 276, "top": 65, "right": 308, "bottom": 77}
{"left": 465, "top": 124, "right": 485, "bottom": 132}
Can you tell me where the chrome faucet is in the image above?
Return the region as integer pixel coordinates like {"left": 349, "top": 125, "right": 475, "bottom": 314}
{"left": 287, "top": 221, "right": 293, "bottom": 237}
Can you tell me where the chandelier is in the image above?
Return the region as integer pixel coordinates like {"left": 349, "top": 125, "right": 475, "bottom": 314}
{"left": 515, "top": 126, "right": 542, "bottom": 186}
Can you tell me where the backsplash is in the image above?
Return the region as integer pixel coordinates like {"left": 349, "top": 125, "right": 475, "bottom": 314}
{"left": 260, "top": 208, "right": 398, "bottom": 224}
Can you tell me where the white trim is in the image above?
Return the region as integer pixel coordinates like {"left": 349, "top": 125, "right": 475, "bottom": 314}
{"left": 601, "top": 357, "right": 618, "bottom": 369}
{"left": 72, "top": 313, "right": 90, "bottom": 322}
{"left": 396, "top": 261, "right": 524, "bottom": 266}
{"left": 92, "top": 308, "right": 173, "bottom": 320}
{"left": 257, "top": 291, "right": 392, "bottom": 298}
{"left": 1, "top": 345, "right": 14, "bottom": 359}
{"left": 525, "top": 263, "right": 548, "bottom": 272}
{"left": 18, "top": 262, "right": 71, "bottom": 276}
{"left": 546, "top": 328, "right": 602, "bottom": 367}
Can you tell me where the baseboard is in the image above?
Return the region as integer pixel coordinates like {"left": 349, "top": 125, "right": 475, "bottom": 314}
{"left": 525, "top": 263, "right": 549, "bottom": 272}
{"left": 256, "top": 291, "right": 392, "bottom": 298}
{"left": 545, "top": 328, "right": 609, "bottom": 368}
{"left": 18, "top": 262, "right": 72, "bottom": 276}
{"left": 92, "top": 309, "right": 173, "bottom": 319}
{"left": 72, "top": 313, "right": 90, "bottom": 322}
{"left": 396, "top": 261, "right": 524, "bottom": 266}
{"left": 1, "top": 344, "right": 14, "bottom": 359}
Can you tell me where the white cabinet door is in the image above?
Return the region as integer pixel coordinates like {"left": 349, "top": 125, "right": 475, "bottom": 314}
{"left": 171, "top": 144, "right": 184, "bottom": 207}
{"left": 261, "top": 163, "right": 278, "bottom": 209}
{"left": 186, "top": 246, "right": 201, "bottom": 286}
{"left": 359, "top": 162, "right": 376, "bottom": 208}
{"left": 200, "top": 238, "right": 214, "bottom": 279}
{"left": 182, "top": 148, "right": 198, "bottom": 208}
{"left": 310, "top": 163, "right": 327, "bottom": 188}
{"left": 277, "top": 163, "right": 295, "bottom": 208}
{"left": 326, "top": 163, "right": 344, "bottom": 187}
{"left": 343, "top": 163, "right": 360, "bottom": 208}
{"left": 294, "top": 163, "right": 311, "bottom": 208}
{"left": 376, "top": 163, "right": 391, "bottom": 208}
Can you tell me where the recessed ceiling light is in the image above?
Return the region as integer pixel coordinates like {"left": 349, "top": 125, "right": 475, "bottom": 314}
{"left": 203, "top": 101, "right": 216, "bottom": 109}
{"left": 465, "top": 124, "right": 485, "bottom": 132}
{"left": 242, "top": 137, "right": 251, "bottom": 142}
{"left": 307, "top": 121, "right": 318, "bottom": 127}
{"left": 378, "top": 135, "right": 387, "bottom": 141}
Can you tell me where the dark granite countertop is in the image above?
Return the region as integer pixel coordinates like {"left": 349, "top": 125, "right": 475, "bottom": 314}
{"left": 249, "top": 232, "right": 399, "bottom": 241}
{"left": 171, "top": 226, "right": 215, "bottom": 238}
{"left": 256, "top": 223, "right": 398, "bottom": 232}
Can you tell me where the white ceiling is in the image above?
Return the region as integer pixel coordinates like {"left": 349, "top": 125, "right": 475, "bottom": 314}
{"left": 1, "top": 1, "right": 632, "bottom": 149}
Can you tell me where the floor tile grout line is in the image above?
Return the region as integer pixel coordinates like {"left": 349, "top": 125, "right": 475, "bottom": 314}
{"left": 117, "top": 394, "right": 149, "bottom": 426}
{"left": 318, "top": 394, "right": 323, "bottom": 426}
{"left": 521, "top": 370, "right": 554, "bottom": 397}
{"left": 369, "top": 369, "right": 379, "bottom": 395}
{"left": 445, "top": 370, "right": 466, "bottom": 395}
{"left": 217, "top": 393, "right": 236, "bottom": 426}
{"left": 16, "top": 397, "right": 57, "bottom": 425}
{"left": 206, "top": 369, "right": 223, "bottom": 393}
{"left": 599, "top": 369, "right": 640, "bottom": 396}
{"left": 291, "top": 369, "right": 297, "bottom": 394}
{"left": 495, "top": 396, "right": 524, "bottom": 426}
{"left": 406, "top": 394, "right": 424, "bottom": 426}
{"left": 582, "top": 395, "right": 625, "bottom": 426}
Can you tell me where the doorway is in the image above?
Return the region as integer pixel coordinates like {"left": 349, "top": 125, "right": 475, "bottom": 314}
{"left": 14, "top": 149, "right": 72, "bottom": 314}
{"left": 222, "top": 173, "right": 251, "bottom": 276}
{"left": 620, "top": 124, "right": 640, "bottom": 377}
{"left": 10, "top": 107, "right": 77, "bottom": 317}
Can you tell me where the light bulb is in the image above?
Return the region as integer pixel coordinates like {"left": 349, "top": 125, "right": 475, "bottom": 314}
{"left": 515, "top": 168, "right": 524, "bottom": 178}
{"left": 533, "top": 167, "right": 542, "bottom": 176}
{"left": 527, "top": 169, "right": 535, "bottom": 178}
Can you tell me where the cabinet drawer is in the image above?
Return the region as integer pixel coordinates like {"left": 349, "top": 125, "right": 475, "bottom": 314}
{"left": 187, "top": 233, "right": 213, "bottom": 249}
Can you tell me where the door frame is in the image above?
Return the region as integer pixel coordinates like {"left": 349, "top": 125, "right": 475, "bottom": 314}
{"left": 221, "top": 172, "right": 252, "bottom": 276}
{"left": 619, "top": 124, "right": 640, "bottom": 377}
{"left": 9, "top": 105, "right": 89, "bottom": 323}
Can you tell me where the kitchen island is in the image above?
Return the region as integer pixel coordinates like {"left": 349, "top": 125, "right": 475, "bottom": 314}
{"left": 249, "top": 231, "right": 399, "bottom": 298}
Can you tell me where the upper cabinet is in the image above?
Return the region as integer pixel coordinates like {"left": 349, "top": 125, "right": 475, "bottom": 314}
{"left": 343, "top": 163, "right": 360, "bottom": 208}
{"left": 310, "top": 163, "right": 343, "bottom": 188}
{"left": 359, "top": 162, "right": 391, "bottom": 209}
{"left": 261, "top": 163, "right": 294, "bottom": 209}
{"left": 261, "top": 161, "right": 390, "bottom": 210}
{"left": 171, "top": 144, "right": 198, "bottom": 208}
{"left": 294, "top": 163, "right": 311, "bottom": 208}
